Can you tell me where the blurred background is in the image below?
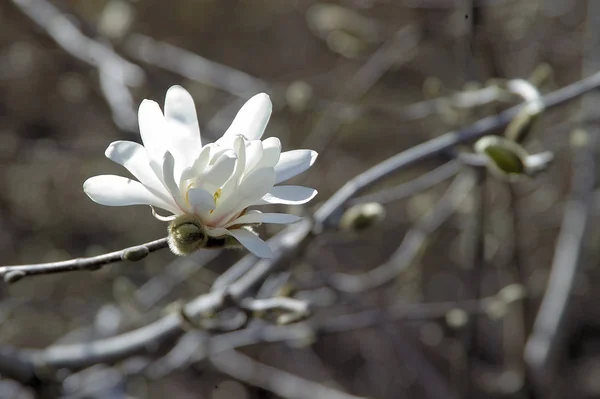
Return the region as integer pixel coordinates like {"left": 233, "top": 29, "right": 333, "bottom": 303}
{"left": 0, "top": 0, "right": 598, "bottom": 398}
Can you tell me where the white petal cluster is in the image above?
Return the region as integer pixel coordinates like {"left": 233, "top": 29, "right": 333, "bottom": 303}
{"left": 84, "top": 86, "right": 318, "bottom": 258}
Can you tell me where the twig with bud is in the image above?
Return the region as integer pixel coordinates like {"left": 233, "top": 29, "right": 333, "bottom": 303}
{"left": 0, "top": 238, "right": 168, "bottom": 283}
{"left": 329, "top": 172, "right": 475, "bottom": 293}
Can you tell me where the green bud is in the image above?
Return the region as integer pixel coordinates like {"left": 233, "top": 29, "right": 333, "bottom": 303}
{"left": 474, "top": 136, "right": 529, "bottom": 181}
{"left": 339, "top": 202, "right": 386, "bottom": 231}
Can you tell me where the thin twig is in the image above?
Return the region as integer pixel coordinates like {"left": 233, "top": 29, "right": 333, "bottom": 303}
{"left": 10, "top": 0, "right": 143, "bottom": 130}
{"left": 148, "top": 294, "right": 499, "bottom": 378}
{"left": 211, "top": 349, "right": 366, "bottom": 399}
{"left": 0, "top": 238, "right": 168, "bottom": 281}
{"left": 524, "top": 1, "right": 600, "bottom": 393}
{"left": 124, "top": 33, "right": 269, "bottom": 99}
{"left": 301, "top": 25, "right": 420, "bottom": 153}
{"left": 349, "top": 160, "right": 461, "bottom": 206}
{"left": 329, "top": 171, "right": 475, "bottom": 293}
{"left": 463, "top": 164, "right": 487, "bottom": 398}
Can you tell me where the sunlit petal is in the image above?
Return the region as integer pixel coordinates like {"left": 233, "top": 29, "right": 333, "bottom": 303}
{"left": 274, "top": 150, "right": 318, "bottom": 184}
{"left": 219, "top": 93, "right": 272, "bottom": 142}
{"left": 83, "top": 175, "right": 178, "bottom": 213}
{"left": 259, "top": 185, "right": 318, "bottom": 205}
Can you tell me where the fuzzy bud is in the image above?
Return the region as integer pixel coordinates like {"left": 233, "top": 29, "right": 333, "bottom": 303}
{"left": 167, "top": 214, "right": 209, "bottom": 256}
{"left": 167, "top": 214, "right": 247, "bottom": 256}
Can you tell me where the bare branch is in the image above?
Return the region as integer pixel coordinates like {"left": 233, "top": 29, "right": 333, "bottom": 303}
{"left": 211, "top": 349, "right": 366, "bottom": 399}
{"left": 301, "top": 25, "right": 420, "bottom": 154}
{"left": 329, "top": 171, "right": 475, "bottom": 293}
{"left": 9, "top": 0, "right": 144, "bottom": 130}
{"left": 0, "top": 238, "right": 168, "bottom": 282}
{"left": 124, "top": 33, "right": 269, "bottom": 98}
{"left": 524, "top": 3, "right": 600, "bottom": 394}
{"left": 350, "top": 160, "right": 461, "bottom": 206}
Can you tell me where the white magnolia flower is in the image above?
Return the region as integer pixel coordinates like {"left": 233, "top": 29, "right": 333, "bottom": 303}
{"left": 84, "top": 86, "right": 318, "bottom": 258}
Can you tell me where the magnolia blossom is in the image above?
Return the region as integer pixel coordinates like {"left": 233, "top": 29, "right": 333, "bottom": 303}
{"left": 84, "top": 86, "right": 318, "bottom": 258}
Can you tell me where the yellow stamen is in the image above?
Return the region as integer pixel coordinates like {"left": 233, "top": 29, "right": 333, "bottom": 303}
{"left": 210, "top": 188, "right": 223, "bottom": 214}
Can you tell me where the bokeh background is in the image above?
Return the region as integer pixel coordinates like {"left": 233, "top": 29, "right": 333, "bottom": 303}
{"left": 0, "top": 0, "right": 598, "bottom": 398}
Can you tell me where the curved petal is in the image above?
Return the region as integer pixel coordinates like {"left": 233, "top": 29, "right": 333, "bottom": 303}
{"left": 226, "top": 228, "right": 274, "bottom": 258}
{"left": 244, "top": 140, "right": 263, "bottom": 174}
{"left": 187, "top": 187, "right": 215, "bottom": 216}
{"left": 224, "top": 210, "right": 302, "bottom": 227}
{"left": 138, "top": 99, "right": 168, "bottom": 171}
{"left": 274, "top": 149, "right": 318, "bottom": 184}
{"left": 83, "top": 175, "right": 178, "bottom": 213}
{"left": 164, "top": 86, "right": 202, "bottom": 169}
{"left": 257, "top": 137, "right": 281, "bottom": 169}
{"left": 162, "top": 152, "right": 187, "bottom": 213}
{"left": 202, "top": 150, "right": 237, "bottom": 189}
{"left": 105, "top": 141, "right": 169, "bottom": 198}
{"left": 207, "top": 167, "right": 276, "bottom": 225}
{"left": 180, "top": 144, "right": 213, "bottom": 183}
{"left": 219, "top": 136, "right": 247, "bottom": 202}
{"left": 218, "top": 93, "right": 272, "bottom": 142}
{"left": 259, "top": 185, "right": 318, "bottom": 205}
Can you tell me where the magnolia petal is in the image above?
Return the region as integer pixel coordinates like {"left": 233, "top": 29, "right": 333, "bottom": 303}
{"left": 187, "top": 187, "right": 216, "bottom": 215}
{"left": 162, "top": 152, "right": 187, "bottom": 213}
{"left": 164, "top": 86, "right": 202, "bottom": 169}
{"left": 138, "top": 99, "right": 168, "bottom": 170}
{"left": 220, "top": 136, "right": 247, "bottom": 201}
{"left": 274, "top": 150, "right": 318, "bottom": 184}
{"left": 224, "top": 210, "right": 302, "bottom": 227}
{"left": 259, "top": 185, "right": 318, "bottom": 205}
{"left": 208, "top": 167, "right": 276, "bottom": 225}
{"left": 164, "top": 86, "right": 201, "bottom": 144}
{"left": 206, "top": 226, "right": 229, "bottom": 237}
{"left": 258, "top": 137, "right": 282, "bottom": 169}
{"left": 180, "top": 145, "right": 213, "bottom": 183}
{"left": 219, "top": 93, "right": 272, "bottom": 142}
{"left": 83, "top": 175, "right": 178, "bottom": 213}
{"left": 244, "top": 140, "right": 263, "bottom": 173}
{"left": 202, "top": 150, "right": 237, "bottom": 189}
{"left": 226, "top": 228, "right": 274, "bottom": 258}
{"left": 105, "top": 141, "right": 169, "bottom": 197}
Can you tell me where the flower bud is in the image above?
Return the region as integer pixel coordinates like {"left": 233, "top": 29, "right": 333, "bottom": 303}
{"left": 339, "top": 202, "right": 386, "bottom": 231}
{"left": 167, "top": 214, "right": 209, "bottom": 256}
{"left": 122, "top": 245, "right": 150, "bottom": 262}
{"left": 286, "top": 81, "right": 313, "bottom": 113}
{"left": 474, "top": 136, "right": 529, "bottom": 181}
{"left": 445, "top": 308, "right": 469, "bottom": 328}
